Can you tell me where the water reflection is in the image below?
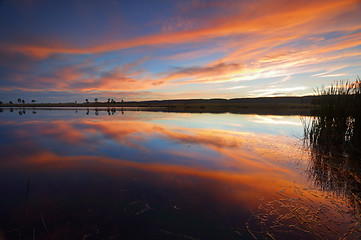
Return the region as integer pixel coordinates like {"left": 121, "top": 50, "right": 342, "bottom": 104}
{"left": 303, "top": 113, "right": 361, "bottom": 215}
{"left": 297, "top": 86, "right": 361, "bottom": 239}
{"left": 0, "top": 110, "right": 359, "bottom": 239}
{"left": 0, "top": 107, "right": 125, "bottom": 117}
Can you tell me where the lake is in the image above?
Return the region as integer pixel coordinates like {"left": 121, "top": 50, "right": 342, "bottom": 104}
{"left": 0, "top": 108, "right": 359, "bottom": 239}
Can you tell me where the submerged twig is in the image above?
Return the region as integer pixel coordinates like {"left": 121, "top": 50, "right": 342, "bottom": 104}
{"left": 17, "top": 177, "right": 30, "bottom": 240}
{"left": 40, "top": 214, "right": 51, "bottom": 239}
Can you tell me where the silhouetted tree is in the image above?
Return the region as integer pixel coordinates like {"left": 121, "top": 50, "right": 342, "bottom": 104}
{"left": 94, "top": 98, "right": 98, "bottom": 103}
{"left": 85, "top": 99, "right": 89, "bottom": 104}
{"left": 31, "top": 100, "right": 36, "bottom": 103}
{"left": 22, "top": 100, "right": 25, "bottom": 104}
{"left": 0, "top": 101, "right": 2, "bottom": 104}
{"left": 107, "top": 99, "right": 110, "bottom": 104}
{"left": 17, "top": 98, "right": 21, "bottom": 104}
{"left": 9, "top": 101, "right": 13, "bottom": 104}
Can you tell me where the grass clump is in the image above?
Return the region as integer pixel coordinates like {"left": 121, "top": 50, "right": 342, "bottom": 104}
{"left": 311, "top": 77, "right": 361, "bottom": 153}
{"left": 304, "top": 77, "right": 361, "bottom": 220}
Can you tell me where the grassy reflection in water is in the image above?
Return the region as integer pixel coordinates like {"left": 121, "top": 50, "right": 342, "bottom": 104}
{"left": 247, "top": 79, "right": 361, "bottom": 239}
{"left": 304, "top": 78, "right": 361, "bottom": 216}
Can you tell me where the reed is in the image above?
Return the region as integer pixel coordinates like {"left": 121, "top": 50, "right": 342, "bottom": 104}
{"left": 311, "top": 77, "right": 361, "bottom": 153}
{"left": 304, "top": 77, "right": 361, "bottom": 216}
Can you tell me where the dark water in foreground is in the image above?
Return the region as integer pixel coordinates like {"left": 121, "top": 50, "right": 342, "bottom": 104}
{"left": 0, "top": 109, "right": 359, "bottom": 239}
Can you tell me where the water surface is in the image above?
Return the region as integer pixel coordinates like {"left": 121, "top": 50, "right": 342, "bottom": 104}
{"left": 0, "top": 109, "right": 359, "bottom": 239}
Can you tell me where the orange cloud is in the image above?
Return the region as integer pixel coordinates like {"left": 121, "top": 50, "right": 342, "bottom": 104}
{"left": 1, "top": 0, "right": 359, "bottom": 59}
{"left": 1, "top": 0, "right": 360, "bottom": 97}
{"left": 161, "top": 62, "right": 243, "bottom": 84}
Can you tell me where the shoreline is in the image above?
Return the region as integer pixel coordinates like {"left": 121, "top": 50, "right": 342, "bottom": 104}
{"left": 0, "top": 102, "right": 314, "bottom": 116}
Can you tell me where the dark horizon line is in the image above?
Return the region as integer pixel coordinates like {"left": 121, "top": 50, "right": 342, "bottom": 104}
{"left": 1, "top": 95, "right": 317, "bottom": 105}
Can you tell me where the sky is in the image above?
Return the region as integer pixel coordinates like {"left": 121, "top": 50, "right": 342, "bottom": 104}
{"left": 0, "top": 0, "right": 361, "bottom": 103}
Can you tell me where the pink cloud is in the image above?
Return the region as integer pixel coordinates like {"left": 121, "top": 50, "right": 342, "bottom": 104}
{"left": 1, "top": 0, "right": 360, "bottom": 99}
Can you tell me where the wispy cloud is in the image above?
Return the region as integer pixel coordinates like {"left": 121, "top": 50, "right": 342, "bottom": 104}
{"left": 2, "top": 0, "right": 359, "bottom": 58}
{"left": 249, "top": 86, "right": 308, "bottom": 97}
{"left": 0, "top": 0, "right": 360, "bottom": 101}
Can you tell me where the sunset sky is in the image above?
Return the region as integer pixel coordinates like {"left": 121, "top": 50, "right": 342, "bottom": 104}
{"left": 0, "top": 0, "right": 360, "bottom": 103}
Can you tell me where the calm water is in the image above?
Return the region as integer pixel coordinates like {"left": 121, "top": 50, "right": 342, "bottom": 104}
{"left": 0, "top": 109, "right": 359, "bottom": 239}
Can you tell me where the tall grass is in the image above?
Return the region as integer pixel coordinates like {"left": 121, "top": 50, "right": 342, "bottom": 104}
{"left": 311, "top": 77, "right": 361, "bottom": 154}
{"left": 304, "top": 77, "right": 361, "bottom": 218}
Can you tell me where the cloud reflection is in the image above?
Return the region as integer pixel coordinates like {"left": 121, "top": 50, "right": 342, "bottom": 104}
{"left": 0, "top": 111, "right": 356, "bottom": 239}
{"left": 1, "top": 117, "right": 309, "bottom": 205}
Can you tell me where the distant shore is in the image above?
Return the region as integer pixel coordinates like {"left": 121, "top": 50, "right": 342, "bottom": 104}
{"left": 0, "top": 96, "right": 316, "bottom": 115}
